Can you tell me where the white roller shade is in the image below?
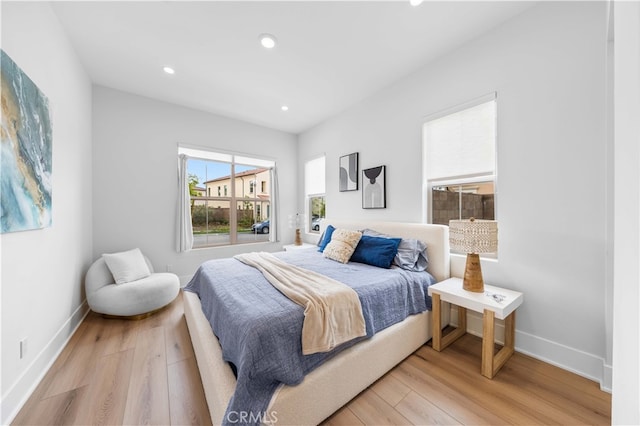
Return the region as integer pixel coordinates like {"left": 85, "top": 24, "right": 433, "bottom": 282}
{"left": 305, "top": 156, "right": 326, "bottom": 195}
{"left": 424, "top": 98, "right": 496, "bottom": 180}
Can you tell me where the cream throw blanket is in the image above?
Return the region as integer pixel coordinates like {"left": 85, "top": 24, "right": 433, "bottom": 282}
{"left": 234, "top": 252, "right": 367, "bottom": 355}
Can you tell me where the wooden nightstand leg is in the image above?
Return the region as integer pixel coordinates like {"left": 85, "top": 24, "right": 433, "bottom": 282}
{"left": 432, "top": 293, "right": 466, "bottom": 352}
{"left": 504, "top": 310, "right": 516, "bottom": 351}
{"left": 457, "top": 306, "right": 467, "bottom": 333}
{"left": 482, "top": 310, "right": 516, "bottom": 379}
{"left": 432, "top": 293, "right": 442, "bottom": 350}
{"left": 492, "top": 311, "right": 516, "bottom": 375}
{"left": 481, "top": 309, "right": 495, "bottom": 378}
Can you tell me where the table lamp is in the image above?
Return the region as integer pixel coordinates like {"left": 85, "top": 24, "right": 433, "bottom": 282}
{"left": 288, "top": 213, "right": 303, "bottom": 246}
{"left": 449, "top": 218, "right": 498, "bottom": 292}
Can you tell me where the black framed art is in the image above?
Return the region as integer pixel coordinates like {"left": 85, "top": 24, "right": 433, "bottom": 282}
{"left": 362, "top": 165, "right": 386, "bottom": 209}
{"left": 339, "top": 152, "right": 359, "bottom": 192}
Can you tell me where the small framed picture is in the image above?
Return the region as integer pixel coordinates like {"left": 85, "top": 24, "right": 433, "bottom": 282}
{"left": 339, "top": 152, "right": 359, "bottom": 192}
{"left": 362, "top": 165, "right": 386, "bottom": 209}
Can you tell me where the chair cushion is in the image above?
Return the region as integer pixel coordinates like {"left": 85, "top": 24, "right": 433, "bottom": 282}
{"left": 102, "top": 248, "right": 151, "bottom": 284}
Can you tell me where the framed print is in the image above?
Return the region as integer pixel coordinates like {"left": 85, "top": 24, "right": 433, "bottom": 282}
{"left": 362, "top": 165, "right": 385, "bottom": 209}
{"left": 339, "top": 152, "right": 358, "bottom": 192}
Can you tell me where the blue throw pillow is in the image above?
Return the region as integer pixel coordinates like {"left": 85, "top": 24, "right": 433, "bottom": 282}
{"left": 317, "top": 225, "right": 335, "bottom": 252}
{"left": 351, "top": 235, "right": 402, "bottom": 268}
{"left": 362, "top": 228, "right": 429, "bottom": 271}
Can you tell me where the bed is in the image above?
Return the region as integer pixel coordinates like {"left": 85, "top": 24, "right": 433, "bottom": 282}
{"left": 183, "top": 220, "right": 450, "bottom": 425}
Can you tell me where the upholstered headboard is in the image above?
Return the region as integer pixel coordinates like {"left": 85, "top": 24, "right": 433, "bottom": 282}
{"left": 319, "top": 219, "right": 450, "bottom": 282}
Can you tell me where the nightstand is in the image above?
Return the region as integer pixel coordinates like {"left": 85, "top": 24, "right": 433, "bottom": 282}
{"left": 283, "top": 243, "right": 315, "bottom": 251}
{"left": 428, "top": 277, "right": 523, "bottom": 378}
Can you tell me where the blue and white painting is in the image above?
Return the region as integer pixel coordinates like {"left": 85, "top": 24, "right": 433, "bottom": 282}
{"left": 1, "top": 50, "right": 53, "bottom": 233}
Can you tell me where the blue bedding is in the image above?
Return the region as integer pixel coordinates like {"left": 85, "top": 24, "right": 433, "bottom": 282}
{"left": 184, "top": 248, "right": 436, "bottom": 425}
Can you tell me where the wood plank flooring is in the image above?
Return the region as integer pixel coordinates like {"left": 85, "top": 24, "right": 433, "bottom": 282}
{"left": 12, "top": 292, "right": 211, "bottom": 426}
{"left": 13, "top": 292, "right": 611, "bottom": 425}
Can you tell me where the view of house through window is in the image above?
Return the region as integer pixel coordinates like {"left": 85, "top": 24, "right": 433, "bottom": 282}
{"left": 423, "top": 95, "right": 497, "bottom": 227}
{"left": 184, "top": 149, "right": 274, "bottom": 248}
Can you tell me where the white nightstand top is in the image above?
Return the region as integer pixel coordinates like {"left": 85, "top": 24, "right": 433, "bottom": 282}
{"left": 283, "top": 243, "right": 316, "bottom": 251}
{"left": 428, "top": 277, "right": 523, "bottom": 320}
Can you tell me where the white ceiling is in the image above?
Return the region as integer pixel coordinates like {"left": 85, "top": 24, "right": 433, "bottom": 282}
{"left": 52, "top": 1, "right": 535, "bottom": 134}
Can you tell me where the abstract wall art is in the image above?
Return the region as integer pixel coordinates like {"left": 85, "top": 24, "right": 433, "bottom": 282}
{"left": 339, "top": 152, "right": 358, "bottom": 192}
{"left": 362, "top": 165, "right": 386, "bottom": 209}
{"left": 1, "top": 50, "right": 53, "bottom": 233}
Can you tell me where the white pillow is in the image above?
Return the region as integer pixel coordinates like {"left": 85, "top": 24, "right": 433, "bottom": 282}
{"left": 323, "top": 229, "right": 362, "bottom": 264}
{"left": 102, "top": 248, "right": 151, "bottom": 284}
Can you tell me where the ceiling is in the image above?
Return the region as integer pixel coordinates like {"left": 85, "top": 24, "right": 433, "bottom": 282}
{"left": 52, "top": 1, "right": 535, "bottom": 134}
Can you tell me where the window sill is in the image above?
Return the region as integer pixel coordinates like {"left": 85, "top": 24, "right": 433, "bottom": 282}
{"left": 190, "top": 240, "right": 276, "bottom": 251}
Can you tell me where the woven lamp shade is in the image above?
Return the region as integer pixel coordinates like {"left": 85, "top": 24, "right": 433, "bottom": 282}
{"left": 449, "top": 219, "right": 498, "bottom": 293}
{"left": 449, "top": 219, "right": 498, "bottom": 254}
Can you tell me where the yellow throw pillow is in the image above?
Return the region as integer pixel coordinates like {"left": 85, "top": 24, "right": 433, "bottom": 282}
{"left": 323, "top": 229, "right": 362, "bottom": 264}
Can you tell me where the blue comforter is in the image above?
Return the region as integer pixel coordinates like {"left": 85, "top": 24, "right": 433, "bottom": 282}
{"left": 184, "top": 248, "right": 436, "bottom": 425}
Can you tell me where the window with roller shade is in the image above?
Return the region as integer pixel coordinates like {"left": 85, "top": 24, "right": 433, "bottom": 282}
{"left": 305, "top": 156, "right": 326, "bottom": 233}
{"left": 423, "top": 94, "right": 497, "bottom": 226}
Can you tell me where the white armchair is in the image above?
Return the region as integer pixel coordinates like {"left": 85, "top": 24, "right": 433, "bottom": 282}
{"left": 85, "top": 254, "right": 180, "bottom": 318}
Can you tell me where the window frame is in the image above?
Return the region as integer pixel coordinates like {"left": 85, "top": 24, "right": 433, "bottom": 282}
{"left": 179, "top": 146, "right": 275, "bottom": 249}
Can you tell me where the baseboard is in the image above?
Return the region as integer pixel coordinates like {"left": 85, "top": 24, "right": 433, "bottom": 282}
{"left": 450, "top": 306, "right": 612, "bottom": 393}
{"left": 601, "top": 363, "right": 613, "bottom": 393}
{"left": 0, "top": 300, "right": 90, "bottom": 425}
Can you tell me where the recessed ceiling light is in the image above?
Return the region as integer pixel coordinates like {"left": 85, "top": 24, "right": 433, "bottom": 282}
{"left": 163, "top": 66, "right": 175, "bottom": 75}
{"left": 259, "top": 34, "right": 277, "bottom": 49}
{"left": 281, "top": 105, "right": 289, "bottom": 112}
{"left": 410, "top": 0, "right": 424, "bottom": 6}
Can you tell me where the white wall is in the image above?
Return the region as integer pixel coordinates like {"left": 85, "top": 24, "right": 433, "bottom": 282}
{"left": 92, "top": 87, "right": 298, "bottom": 283}
{"left": 0, "top": 3, "right": 93, "bottom": 423}
{"left": 299, "top": 2, "right": 610, "bottom": 388}
{"left": 612, "top": 1, "right": 640, "bottom": 423}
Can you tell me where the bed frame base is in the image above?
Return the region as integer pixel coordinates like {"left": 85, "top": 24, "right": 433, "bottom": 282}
{"left": 184, "top": 291, "right": 431, "bottom": 425}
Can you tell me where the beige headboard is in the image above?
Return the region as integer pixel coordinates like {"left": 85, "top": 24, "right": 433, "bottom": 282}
{"left": 319, "top": 219, "right": 450, "bottom": 282}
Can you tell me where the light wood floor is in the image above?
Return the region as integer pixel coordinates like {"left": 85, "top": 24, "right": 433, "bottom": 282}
{"left": 14, "top": 292, "right": 611, "bottom": 425}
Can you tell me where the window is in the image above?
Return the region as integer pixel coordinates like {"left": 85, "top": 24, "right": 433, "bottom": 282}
{"left": 423, "top": 94, "right": 496, "bottom": 227}
{"left": 305, "top": 156, "right": 326, "bottom": 233}
{"left": 179, "top": 147, "right": 275, "bottom": 248}
{"left": 261, "top": 180, "right": 266, "bottom": 193}
{"left": 249, "top": 181, "right": 255, "bottom": 194}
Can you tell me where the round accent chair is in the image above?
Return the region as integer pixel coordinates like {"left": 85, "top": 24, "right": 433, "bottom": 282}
{"left": 86, "top": 252, "right": 180, "bottom": 319}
